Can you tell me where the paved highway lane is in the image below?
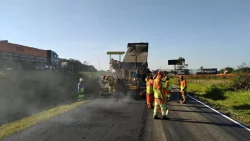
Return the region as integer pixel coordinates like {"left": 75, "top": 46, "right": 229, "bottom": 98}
{"left": 2, "top": 90, "right": 250, "bottom": 141}
{"left": 1, "top": 93, "right": 147, "bottom": 141}
{"left": 143, "top": 89, "right": 250, "bottom": 141}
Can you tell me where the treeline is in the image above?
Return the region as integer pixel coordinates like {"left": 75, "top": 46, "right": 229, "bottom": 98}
{"left": 219, "top": 63, "right": 250, "bottom": 74}
{"left": 59, "top": 58, "right": 98, "bottom": 72}
{"left": 228, "top": 63, "right": 250, "bottom": 91}
{"left": 206, "top": 63, "right": 250, "bottom": 91}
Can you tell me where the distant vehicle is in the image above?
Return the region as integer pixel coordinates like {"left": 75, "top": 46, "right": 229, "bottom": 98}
{"left": 0, "top": 40, "right": 59, "bottom": 71}
{"left": 177, "top": 69, "right": 189, "bottom": 75}
{"left": 196, "top": 68, "right": 217, "bottom": 74}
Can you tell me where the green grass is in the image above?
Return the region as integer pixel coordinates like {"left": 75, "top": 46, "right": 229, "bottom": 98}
{"left": 0, "top": 101, "right": 88, "bottom": 140}
{"left": 0, "top": 70, "right": 100, "bottom": 140}
{"left": 186, "top": 80, "right": 227, "bottom": 94}
{"left": 216, "top": 91, "right": 250, "bottom": 123}
{"left": 186, "top": 79, "right": 250, "bottom": 126}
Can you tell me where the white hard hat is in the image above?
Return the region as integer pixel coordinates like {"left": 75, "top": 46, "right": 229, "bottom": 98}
{"left": 79, "top": 78, "right": 83, "bottom": 81}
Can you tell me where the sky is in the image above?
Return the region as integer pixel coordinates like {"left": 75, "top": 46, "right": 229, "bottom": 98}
{"left": 0, "top": 0, "right": 249, "bottom": 71}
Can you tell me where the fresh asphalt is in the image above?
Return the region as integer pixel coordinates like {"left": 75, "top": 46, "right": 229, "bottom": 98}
{"left": 2, "top": 89, "right": 250, "bottom": 141}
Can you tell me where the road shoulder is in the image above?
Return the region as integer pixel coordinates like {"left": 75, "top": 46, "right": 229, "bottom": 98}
{"left": 0, "top": 100, "right": 88, "bottom": 140}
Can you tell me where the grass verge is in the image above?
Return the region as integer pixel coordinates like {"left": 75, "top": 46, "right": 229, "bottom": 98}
{"left": 0, "top": 100, "right": 88, "bottom": 140}
{"left": 184, "top": 79, "right": 250, "bottom": 126}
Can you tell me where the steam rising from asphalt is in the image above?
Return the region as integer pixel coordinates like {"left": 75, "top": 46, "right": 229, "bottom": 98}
{"left": 0, "top": 69, "right": 100, "bottom": 126}
{"left": 0, "top": 68, "right": 144, "bottom": 126}
{"left": 45, "top": 89, "right": 143, "bottom": 127}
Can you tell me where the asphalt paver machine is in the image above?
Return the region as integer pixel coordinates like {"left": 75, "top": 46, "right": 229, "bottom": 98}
{"left": 106, "top": 43, "right": 151, "bottom": 94}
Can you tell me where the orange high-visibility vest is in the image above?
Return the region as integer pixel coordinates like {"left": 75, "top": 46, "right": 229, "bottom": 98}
{"left": 166, "top": 81, "right": 172, "bottom": 91}
{"left": 180, "top": 80, "right": 187, "bottom": 91}
{"left": 154, "top": 77, "right": 163, "bottom": 98}
{"left": 153, "top": 77, "right": 161, "bottom": 89}
{"left": 146, "top": 79, "right": 154, "bottom": 94}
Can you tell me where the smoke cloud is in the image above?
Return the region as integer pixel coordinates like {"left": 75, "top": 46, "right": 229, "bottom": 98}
{"left": 0, "top": 68, "right": 145, "bottom": 127}
{"left": 0, "top": 70, "right": 100, "bottom": 126}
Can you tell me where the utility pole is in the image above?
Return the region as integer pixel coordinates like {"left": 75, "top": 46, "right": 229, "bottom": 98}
{"left": 99, "top": 60, "right": 100, "bottom": 71}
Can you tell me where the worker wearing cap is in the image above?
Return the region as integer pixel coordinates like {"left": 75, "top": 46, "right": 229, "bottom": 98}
{"left": 146, "top": 75, "right": 154, "bottom": 108}
{"left": 153, "top": 71, "right": 169, "bottom": 120}
{"left": 165, "top": 75, "right": 172, "bottom": 101}
{"left": 78, "top": 78, "right": 84, "bottom": 101}
{"left": 179, "top": 75, "right": 187, "bottom": 104}
{"left": 105, "top": 75, "right": 115, "bottom": 94}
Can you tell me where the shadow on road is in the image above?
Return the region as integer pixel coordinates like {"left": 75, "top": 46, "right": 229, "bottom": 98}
{"left": 168, "top": 92, "right": 208, "bottom": 109}
{"left": 169, "top": 118, "right": 242, "bottom": 128}
{"left": 169, "top": 109, "right": 218, "bottom": 114}
{"left": 168, "top": 104, "right": 209, "bottom": 109}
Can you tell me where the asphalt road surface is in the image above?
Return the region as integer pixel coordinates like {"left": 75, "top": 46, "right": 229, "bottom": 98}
{"left": 2, "top": 90, "right": 250, "bottom": 141}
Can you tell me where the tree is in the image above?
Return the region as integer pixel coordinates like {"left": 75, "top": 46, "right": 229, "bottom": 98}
{"left": 58, "top": 58, "right": 97, "bottom": 72}
{"left": 236, "top": 63, "right": 250, "bottom": 73}
{"left": 230, "top": 63, "right": 250, "bottom": 91}
{"left": 177, "top": 57, "right": 185, "bottom": 65}
{"left": 224, "top": 67, "right": 234, "bottom": 74}
{"left": 177, "top": 57, "right": 186, "bottom": 70}
{"left": 219, "top": 69, "right": 224, "bottom": 74}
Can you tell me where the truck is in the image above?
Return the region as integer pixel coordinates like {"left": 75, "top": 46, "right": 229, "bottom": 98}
{"left": 107, "top": 42, "right": 151, "bottom": 93}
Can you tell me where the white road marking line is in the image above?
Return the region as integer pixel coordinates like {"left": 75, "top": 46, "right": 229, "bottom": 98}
{"left": 187, "top": 94, "right": 250, "bottom": 132}
{"left": 172, "top": 86, "right": 250, "bottom": 132}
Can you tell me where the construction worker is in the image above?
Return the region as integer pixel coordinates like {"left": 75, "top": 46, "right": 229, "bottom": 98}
{"left": 153, "top": 74, "right": 157, "bottom": 95}
{"left": 153, "top": 71, "right": 169, "bottom": 120}
{"left": 139, "top": 75, "right": 149, "bottom": 95}
{"left": 145, "top": 75, "right": 149, "bottom": 83}
{"left": 165, "top": 75, "right": 172, "bottom": 101}
{"left": 140, "top": 75, "right": 151, "bottom": 105}
{"left": 161, "top": 74, "right": 167, "bottom": 102}
{"left": 78, "top": 78, "right": 84, "bottom": 101}
{"left": 102, "top": 75, "right": 107, "bottom": 85}
{"left": 105, "top": 75, "right": 115, "bottom": 94}
{"left": 179, "top": 75, "right": 187, "bottom": 104}
{"left": 146, "top": 75, "right": 154, "bottom": 108}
